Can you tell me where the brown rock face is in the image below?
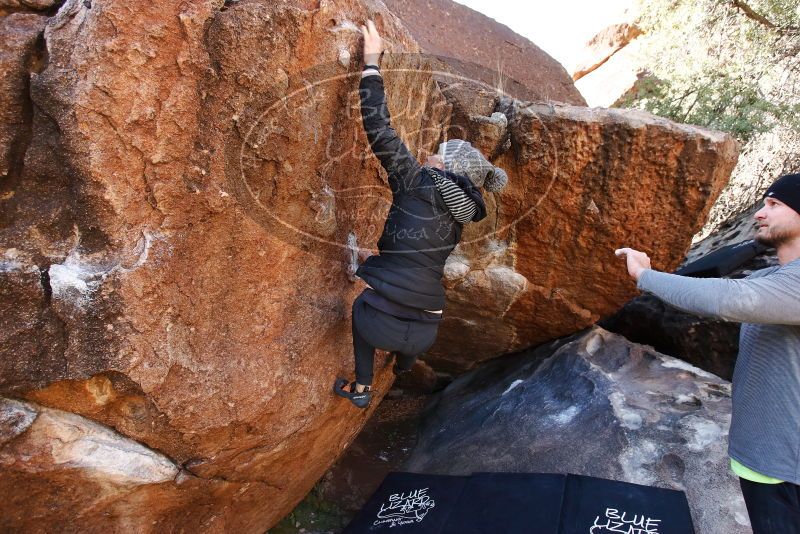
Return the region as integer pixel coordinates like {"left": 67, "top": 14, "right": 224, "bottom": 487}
{"left": 2, "top": 0, "right": 405, "bottom": 530}
{"left": 384, "top": 0, "right": 587, "bottom": 106}
{"left": 0, "top": 0, "right": 59, "bottom": 11}
{"left": 0, "top": 13, "right": 46, "bottom": 183}
{"left": 0, "top": 0, "right": 737, "bottom": 531}
{"left": 426, "top": 93, "right": 739, "bottom": 372}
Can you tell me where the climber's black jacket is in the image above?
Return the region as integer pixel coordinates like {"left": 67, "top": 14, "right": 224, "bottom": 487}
{"left": 355, "top": 72, "right": 486, "bottom": 311}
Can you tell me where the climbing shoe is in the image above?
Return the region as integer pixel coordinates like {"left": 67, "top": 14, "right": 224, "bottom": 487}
{"left": 333, "top": 378, "right": 371, "bottom": 409}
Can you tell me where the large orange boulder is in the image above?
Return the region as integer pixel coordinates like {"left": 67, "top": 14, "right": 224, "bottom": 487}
{"left": 423, "top": 83, "right": 739, "bottom": 372}
{"left": 0, "top": 0, "right": 737, "bottom": 531}
{"left": 1, "top": 0, "right": 414, "bottom": 530}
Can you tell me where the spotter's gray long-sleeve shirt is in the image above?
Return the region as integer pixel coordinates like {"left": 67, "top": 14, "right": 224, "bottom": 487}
{"left": 637, "top": 259, "right": 800, "bottom": 484}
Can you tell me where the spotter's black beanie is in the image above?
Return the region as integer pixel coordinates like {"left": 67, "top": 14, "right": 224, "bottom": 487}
{"left": 764, "top": 173, "right": 800, "bottom": 216}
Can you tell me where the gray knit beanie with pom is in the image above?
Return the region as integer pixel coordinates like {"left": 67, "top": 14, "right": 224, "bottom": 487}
{"left": 437, "top": 139, "right": 508, "bottom": 193}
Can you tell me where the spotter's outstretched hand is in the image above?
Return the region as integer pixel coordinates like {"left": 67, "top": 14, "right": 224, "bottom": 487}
{"left": 615, "top": 247, "right": 651, "bottom": 281}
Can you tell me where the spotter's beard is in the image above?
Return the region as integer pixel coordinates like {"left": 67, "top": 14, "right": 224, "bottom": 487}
{"left": 755, "top": 224, "right": 793, "bottom": 248}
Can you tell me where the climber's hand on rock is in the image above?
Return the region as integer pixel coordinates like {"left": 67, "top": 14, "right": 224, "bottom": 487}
{"left": 361, "top": 19, "right": 383, "bottom": 66}
{"left": 615, "top": 247, "right": 651, "bottom": 281}
{"left": 357, "top": 249, "right": 372, "bottom": 263}
{"left": 346, "top": 249, "right": 372, "bottom": 282}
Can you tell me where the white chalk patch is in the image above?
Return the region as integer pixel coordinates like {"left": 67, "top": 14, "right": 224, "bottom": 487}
{"left": 39, "top": 409, "right": 179, "bottom": 484}
{"left": 502, "top": 379, "right": 523, "bottom": 396}
{"left": 485, "top": 266, "right": 527, "bottom": 292}
{"left": 585, "top": 333, "right": 603, "bottom": 356}
{"left": 483, "top": 238, "right": 509, "bottom": 257}
{"left": 489, "top": 112, "right": 508, "bottom": 127}
{"left": 734, "top": 510, "right": 750, "bottom": 527}
{"left": 0, "top": 248, "right": 35, "bottom": 273}
{"left": 674, "top": 394, "right": 699, "bottom": 405}
{"left": 49, "top": 231, "right": 160, "bottom": 305}
{"left": 550, "top": 405, "right": 580, "bottom": 425}
{"left": 680, "top": 415, "right": 724, "bottom": 452}
{"left": 659, "top": 357, "right": 716, "bottom": 379}
{"left": 119, "top": 231, "right": 154, "bottom": 273}
{"left": 1, "top": 251, "right": 20, "bottom": 271}
{"left": 609, "top": 391, "right": 643, "bottom": 430}
{"left": 0, "top": 260, "right": 23, "bottom": 273}
{"left": 443, "top": 254, "right": 470, "bottom": 281}
{"left": 328, "top": 20, "right": 361, "bottom": 33}
{"left": 310, "top": 184, "right": 336, "bottom": 227}
{"left": 346, "top": 232, "right": 359, "bottom": 268}
{"left": 338, "top": 47, "right": 351, "bottom": 68}
{"left": 619, "top": 439, "right": 659, "bottom": 486}
{"left": 48, "top": 260, "right": 96, "bottom": 302}
{"left": 0, "top": 398, "right": 38, "bottom": 443}
{"left": 730, "top": 495, "right": 751, "bottom": 527}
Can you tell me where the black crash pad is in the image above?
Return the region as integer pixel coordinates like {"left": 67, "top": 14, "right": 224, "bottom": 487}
{"left": 343, "top": 471, "right": 694, "bottom": 534}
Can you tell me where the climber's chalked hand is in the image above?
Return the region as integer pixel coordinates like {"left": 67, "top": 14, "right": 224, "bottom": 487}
{"left": 361, "top": 19, "right": 383, "bottom": 66}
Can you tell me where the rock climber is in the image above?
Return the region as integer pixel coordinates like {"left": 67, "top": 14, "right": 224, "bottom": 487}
{"left": 616, "top": 173, "right": 800, "bottom": 533}
{"left": 334, "top": 20, "right": 508, "bottom": 408}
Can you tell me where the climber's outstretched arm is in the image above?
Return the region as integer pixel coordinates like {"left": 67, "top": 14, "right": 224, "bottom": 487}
{"left": 359, "top": 20, "right": 421, "bottom": 195}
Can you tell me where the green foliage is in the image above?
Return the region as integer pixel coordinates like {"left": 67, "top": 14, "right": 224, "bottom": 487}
{"left": 620, "top": 0, "right": 800, "bottom": 142}
{"left": 269, "top": 487, "right": 350, "bottom": 533}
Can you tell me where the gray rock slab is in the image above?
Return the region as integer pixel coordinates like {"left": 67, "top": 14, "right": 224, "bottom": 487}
{"left": 404, "top": 327, "right": 751, "bottom": 533}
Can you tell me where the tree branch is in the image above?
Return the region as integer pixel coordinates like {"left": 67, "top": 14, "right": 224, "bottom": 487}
{"left": 730, "top": 0, "right": 777, "bottom": 28}
{"left": 729, "top": 0, "right": 800, "bottom": 34}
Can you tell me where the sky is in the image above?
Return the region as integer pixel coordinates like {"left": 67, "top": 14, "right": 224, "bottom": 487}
{"left": 452, "top": 0, "right": 636, "bottom": 71}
